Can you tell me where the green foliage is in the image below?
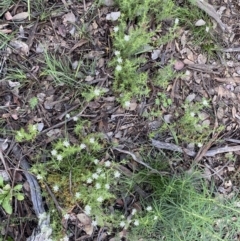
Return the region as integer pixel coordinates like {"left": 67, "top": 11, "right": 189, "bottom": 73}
{"left": 15, "top": 124, "right": 38, "bottom": 142}
{"left": 0, "top": 176, "right": 24, "bottom": 214}
{"left": 28, "top": 97, "right": 38, "bottom": 110}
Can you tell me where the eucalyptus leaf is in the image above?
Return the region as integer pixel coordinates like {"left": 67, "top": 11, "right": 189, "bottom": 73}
{"left": 16, "top": 193, "right": 24, "bottom": 201}
{"left": 13, "top": 184, "right": 22, "bottom": 191}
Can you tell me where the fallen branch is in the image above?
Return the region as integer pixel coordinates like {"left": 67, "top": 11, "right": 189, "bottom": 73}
{"left": 151, "top": 139, "right": 240, "bottom": 157}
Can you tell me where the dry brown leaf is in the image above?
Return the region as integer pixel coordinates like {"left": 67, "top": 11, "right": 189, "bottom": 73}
{"left": 9, "top": 39, "right": 29, "bottom": 56}
{"left": 77, "top": 213, "right": 93, "bottom": 235}
{"left": 215, "top": 77, "right": 240, "bottom": 83}
{"left": 174, "top": 60, "right": 184, "bottom": 70}
{"left": 12, "top": 12, "right": 29, "bottom": 21}
{"left": 63, "top": 11, "right": 76, "bottom": 24}
{"left": 106, "top": 11, "right": 121, "bottom": 21}
{"left": 4, "top": 11, "right": 12, "bottom": 20}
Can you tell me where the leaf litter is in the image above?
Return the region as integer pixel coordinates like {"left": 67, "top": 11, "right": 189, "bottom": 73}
{"left": 1, "top": 0, "right": 240, "bottom": 240}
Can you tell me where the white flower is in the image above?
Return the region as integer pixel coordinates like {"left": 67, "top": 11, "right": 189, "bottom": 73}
{"left": 124, "top": 35, "right": 130, "bottom": 41}
{"left": 66, "top": 114, "right": 70, "bottom": 119}
{"left": 64, "top": 213, "right": 70, "bottom": 220}
{"left": 113, "top": 26, "right": 119, "bottom": 32}
{"left": 84, "top": 205, "right": 91, "bottom": 215}
{"left": 63, "top": 140, "right": 70, "bottom": 147}
{"left": 185, "top": 70, "right": 191, "bottom": 76}
{"left": 63, "top": 235, "right": 69, "bottom": 241}
{"left": 89, "top": 137, "right": 95, "bottom": 143}
{"left": 75, "top": 192, "right": 81, "bottom": 198}
{"left": 94, "top": 89, "right": 100, "bottom": 96}
{"left": 105, "top": 183, "right": 110, "bottom": 189}
{"left": 197, "top": 143, "right": 203, "bottom": 148}
{"left": 146, "top": 206, "right": 152, "bottom": 212}
{"left": 175, "top": 18, "right": 179, "bottom": 25}
{"left": 116, "top": 65, "right": 122, "bottom": 71}
{"left": 97, "top": 196, "right": 103, "bottom": 202}
{"left": 132, "top": 209, "right": 137, "bottom": 215}
{"left": 117, "top": 57, "right": 122, "bottom": 63}
{"left": 73, "top": 116, "right": 79, "bottom": 121}
{"left": 206, "top": 26, "right": 209, "bottom": 32}
{"left": 95, "top": 183, "right": 101, "bottom": 189}
{"left": 202, "top": 99, "right": 208, "bottom": 106}
{"left": 96, "top": 168, "right": 102, "bottom": 174}
{"left": 53, "top": 185, "right": 59, "bottom": 192}
{"left": 36, "top": 174, "right": 43, "bottom": 180}
{"left": 93, "top": 159, "right": 99, "bottom": 165}
{"left": 120, "top": 221, "right": 125, "bottom": 227}
{"left": 104, "top": 161, "right": 111, "bottom": 167}
{"left": 92, "top": 173, "right": 99, "bottom": 179}
{"left": 80, "top": 143, "right": 86, "bottom": 149}
{"left": 57, "top": 154, "right": 63, "bottom": 161}
{"left": 86, "top": 178, "right": 93, "bottom": 184}
{"left": 51, "top": 149, "right": 57, "bottom": 156}
{"left": 124, "top": 101, "right": 130, "bottom": 108}
{"left": 190, "top": 112, "right": 195, "bottom": 117}
{"left": 134, "top": 220, "right": 139, "bottom": 226}
{"left": 92, "top": 220, "right": 97, "bottom": 226}
{"left": 154, "top": 216, "right": 158, "bottom": 220}
{"left": 114, "top": 50, "right": 120, "bottom": 56}
{"left": 114, "top": 171, "right": 121, "bottom": 178}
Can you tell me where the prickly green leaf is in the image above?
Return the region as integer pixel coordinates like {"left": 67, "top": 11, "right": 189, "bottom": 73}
{"left": 13, "top": 184, "right": 22, "bottom": 191}
{"left": 2, "top": 198, "right": 12, "bottom": 214}
{"left": 16, "top": 193, "right": 24, "bottom": 201}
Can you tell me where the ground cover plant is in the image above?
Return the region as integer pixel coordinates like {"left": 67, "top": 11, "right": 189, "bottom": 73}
{"left": 1, "top": 0, "right": 240, "bottom": 240}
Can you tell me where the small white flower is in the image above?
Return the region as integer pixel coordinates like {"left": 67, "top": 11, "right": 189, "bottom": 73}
{"left": 190, "top": 112, "right": 195, "bottom": 117}
{"left": 185, "top": 70, "right": 191, "bottom": 76}
{"left": 146, "top": 206, "right": 152, "bottom": 212}
{"left": 73, "top": 116, "right": 79, "bottom": 121}
{"left": 63, "top": 140, "right": 70, "bottom": 147}
{"left": 93, "top": 159, "right": 99, "bottom": 165}
{"left": 66, "top": 114, "right": 70, "bottom": 119}
{"left": 117, "top": 57, "right": 122, "bottom": 63}
{"left": 116, "top": 65, "right": 122, "bottom": 71}
{"left": 37, "top": 174, "right": 43, "bottom": 180}
{"left": 132, "top": 209, "right": 137, "bottom": 215}
{"left": 134, "top": 220, "right": 139, "bottom": 226}
{"left": 105, "top": 161, "right": 111, "bottom": 167}
{"left": 57, "top": 154, "right": 63, "bottom": 161}
{"left": 120, "top": 221, "right": 125, "bottom": 227}
{"left": 202, "top": 99, "right": 208, "bottom": 106}
{"left": 53, "top": 185, "right": 59, "bottom": 192}
{"left": 94, "top": 89, "right": 101, "bottom": 96}
{"left": 114, "top": 171, "right": 121, "bottom": 178}
{"left": 86, "top": 178, "right": 93, "bottom": 184}
{"left": 175, "top": 18, "right": 179, "bottom": 25}
{"left": 113, "top": 26, "right": 119, "bottom": 32}
{"left": 124, "top": 35, "right": 130, "bottom": 41}
{"left": 84, "top": 205, "right": 91, "bottom": 215}
{"left": 105, "top": 183, "right": 110, "bottom": 189}
{"left": 51, "top": 149, "right": 57, "bottom": 156}
{"left": 96, "top": 168, "right": 102, "bottom": 174}
{"left": 63, "top": 235, "right": 69, "bottom": 241}
{"left": 80, "top": 143, "right": 86, "bottom": 149}
{"left": 92, "top": 173, "right": 99, "bottom": 179}
{"left": 206, "top": 26, "right": 209, "bottom": 32}
{"left": 75, "top": 192, "right": 81, "bottom": 198}
{"left": 92, "top": 220, "right": 97, "bottom": 226}
{"left": 197, "top": 143, "right": 203, "bottom": 148}
{"left": 89, "top": 137, "right": 95, "bottom": 143}
{"left": 97, "top": 196, "right": 103, "bottom": 202}
{"left": 114, "top": 50, "right": 120, "bottom": 56}
{"left": 154, "top": 216, "right": 158, "bottom": 220}
{"left": 64, "top": 213, "right": 70, "bottom": 220}
{"left": 124, "top": 101, "right": 130, "bottom": 108}
{"left": 95, "top": 183, "right": 101, "bottom": 189}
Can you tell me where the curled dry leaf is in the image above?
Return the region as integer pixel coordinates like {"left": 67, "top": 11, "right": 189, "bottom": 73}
{"left": 77, "top": 213, "right": 94, "bottom": 235}
{"left": 63, "top": 11, "right": 76, "bottom": 24}
{"left": 12, "top": 12, "right": 29, "bottom": 21}
{"left": 151, "top": 49, "right": 161, "bottom": 60}
{"left": 106, "top": 11, "right": 121, "bottom": 21}
{"left": 4, "top": 11, "right": 12, "bottom": 20}
{"left": 195, "top": 19, "right": 206, "bottom": 26}
{"left": 9, "top": 39, "right": 29, "bottom": 56}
